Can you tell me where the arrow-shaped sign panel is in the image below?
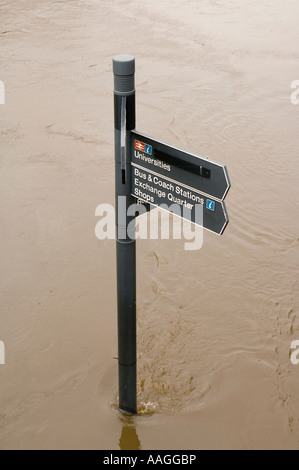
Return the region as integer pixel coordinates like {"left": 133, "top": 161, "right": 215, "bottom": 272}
{"left": 131, "top": 164, "right": 229, "bottom": 235}
{"left": 131, "top": 131, "right": 230, "bottom": 201}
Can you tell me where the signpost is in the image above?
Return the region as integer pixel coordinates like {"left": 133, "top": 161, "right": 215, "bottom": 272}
{"left": 113, "top": 54, "right": 231, "bottom": 414}
{"left": 131, "top": 132, "right": 230, "bottom": 235}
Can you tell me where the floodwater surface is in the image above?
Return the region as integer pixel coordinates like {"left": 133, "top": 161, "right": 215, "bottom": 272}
{"left": 0, "top": 0, "right": 299, "bottom": 450}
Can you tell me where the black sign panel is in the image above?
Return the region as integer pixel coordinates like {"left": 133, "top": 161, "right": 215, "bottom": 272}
{"left": 131, "top": 164, "right": 229, "bottom": 235}
{"left": 131, "top": 131, "right": 230, "bottom": 201}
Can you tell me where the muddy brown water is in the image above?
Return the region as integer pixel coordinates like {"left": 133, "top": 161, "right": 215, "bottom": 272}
{"left": 1, "top": 0, "right": 299, "bottom": 450}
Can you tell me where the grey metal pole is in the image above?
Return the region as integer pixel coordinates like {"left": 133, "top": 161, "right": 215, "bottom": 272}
{"left": 113, "top": 54, "right": 137, "bottom": 414}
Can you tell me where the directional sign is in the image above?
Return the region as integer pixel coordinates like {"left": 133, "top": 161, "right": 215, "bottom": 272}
{"left": 131, "top": 164, "right": 229, "bottom": 235}
{"left": 131, "top": 131, "right": 230, "bottom": 201}
{"left": 113, "top": 54, "right": 232, "bottom": 414}
{"left": 130, "top": 131, "right": 230, "bottom": 235}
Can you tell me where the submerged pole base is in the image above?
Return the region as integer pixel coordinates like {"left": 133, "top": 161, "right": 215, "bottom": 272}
{"left": 118, "top": 363, "right": 137, "bottom": 414}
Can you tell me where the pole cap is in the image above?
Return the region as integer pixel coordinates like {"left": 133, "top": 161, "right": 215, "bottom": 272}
{"left": 113, "top": 54, "right": 135, "bottom": 76}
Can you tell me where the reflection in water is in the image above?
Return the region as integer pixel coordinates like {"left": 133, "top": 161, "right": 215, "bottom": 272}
{"left": 119, "top": 415, "right": 141, "bottom": 450}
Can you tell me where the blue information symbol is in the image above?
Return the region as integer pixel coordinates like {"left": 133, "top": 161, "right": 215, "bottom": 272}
{"left": 206, "top": 199, "right": 215, "bottom": 211}
{"left": 145, "top": 144, "right": 152, "bottom": 155}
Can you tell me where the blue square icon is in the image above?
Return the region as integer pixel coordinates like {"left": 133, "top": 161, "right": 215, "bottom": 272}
{"left": 206, "top": 199, "right": 215, "bottom": 211}
{"left": 145, "top": 144, "right": 152, "bottom": 155}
